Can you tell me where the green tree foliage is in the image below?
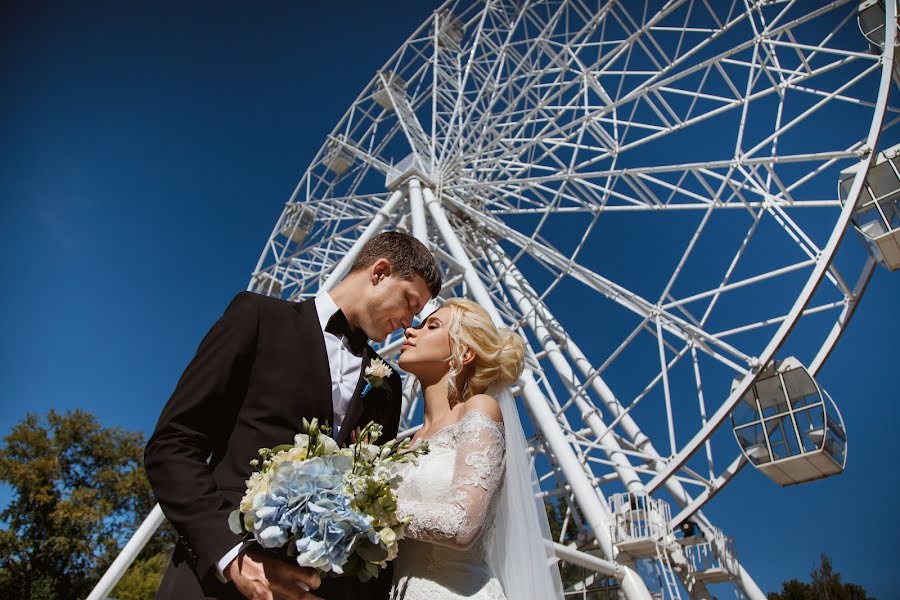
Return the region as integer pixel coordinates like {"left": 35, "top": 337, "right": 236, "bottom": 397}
{"left": 768, "top": 554, "right": 876, "bottom": 600}
{"left": 0, "top": 410, "right": 174, "bottom": 600}
{"left": 111, "top": 551, "right": 171, "bottom": 600}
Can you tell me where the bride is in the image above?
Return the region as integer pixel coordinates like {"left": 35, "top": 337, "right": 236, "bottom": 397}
{"left": 391, "top": 298, "right": 564, "bottom": 600}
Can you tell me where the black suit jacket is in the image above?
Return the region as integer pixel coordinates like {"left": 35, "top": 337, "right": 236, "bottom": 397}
{"left": 145, "top": 292, "right": 402, "bottom": 600}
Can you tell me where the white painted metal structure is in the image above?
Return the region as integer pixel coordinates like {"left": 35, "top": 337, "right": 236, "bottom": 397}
{"left": 89, "top": 1, "right": 899, "bottom": 599}
{"left": 731, "top": 356, "right": 848, "bottom": 486}
{"left": 839, "top": 142, "right": 900, "bottom": 269}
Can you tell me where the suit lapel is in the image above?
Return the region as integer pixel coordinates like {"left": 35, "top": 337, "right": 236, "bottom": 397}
{"left": 335, "top": 346, "right": 374, "bottom": 446}
{"left": 293, "top": 299, "right": 334, "bottom": 428}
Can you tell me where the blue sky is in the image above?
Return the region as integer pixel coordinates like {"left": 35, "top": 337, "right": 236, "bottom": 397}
{"left": 1, "top": 1, "right": 898, "bottom": 597}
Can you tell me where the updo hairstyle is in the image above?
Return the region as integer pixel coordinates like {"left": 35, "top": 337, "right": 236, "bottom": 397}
{"left": 443, "top": 298, "right": 526, "bottom": 407}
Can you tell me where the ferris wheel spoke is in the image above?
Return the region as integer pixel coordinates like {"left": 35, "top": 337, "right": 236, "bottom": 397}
{"left": 436, "top": 0, "right": 513, "bottom": 166}
{"left": 662, "top": 258, "right": 817, "bottom": 313}
{"left": 742, "top": 62, "right": 881, "bottom": 161}
{"left": 454, "top": 5, "right": 626, "bottom": 162}
{"left": 436, "top": 6, "right": 525, "bottom": 163}
{"left": 451, "top": 196, "right": 757, "bottom": 369}
{"left": 494, "top": 244, "right": 736, "bottom": 490}
{"left": 498, "top": 32, "right": 875, "bottom": 171}
{"left": 467, "top": 0, "right": 695, "bottom": 156}
{"left": 469, "top": 148, "right": 862, "bottom": 189}
{"left": 710, "top": 299, "right": 848, "bottom": 339}
{"left": 299, "top": 191, "right": 394, "bottom": 210}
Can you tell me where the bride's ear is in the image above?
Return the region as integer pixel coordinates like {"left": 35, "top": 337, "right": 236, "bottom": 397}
{"left": 460, "top": 346, "right": 476, "bottom": 367}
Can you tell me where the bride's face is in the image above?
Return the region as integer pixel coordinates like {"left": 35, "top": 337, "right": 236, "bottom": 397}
{"left": 397, "top": 306, "right": 454, "bottom": 378}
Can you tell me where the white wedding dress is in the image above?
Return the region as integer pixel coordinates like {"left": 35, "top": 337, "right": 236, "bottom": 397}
{"left": 391, "top": 409, "right": 507, "bottom": 600}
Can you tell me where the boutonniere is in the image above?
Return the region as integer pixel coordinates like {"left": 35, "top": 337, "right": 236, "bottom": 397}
{"left": 361, "top": 358, "right": 392, "bottom": 397}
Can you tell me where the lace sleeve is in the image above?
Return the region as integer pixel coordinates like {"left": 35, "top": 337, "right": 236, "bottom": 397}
{"left": 397, "top": 409, "right": 506, "bottom": 550}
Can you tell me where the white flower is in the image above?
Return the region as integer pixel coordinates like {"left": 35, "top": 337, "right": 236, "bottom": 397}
{"left": 292, "top": 432, "right": 339, "bottom": 455}
{"left": 240, "top": 469, "right": 274, "bottom": 513}
{"left": 357, "top": 443, "right": 379, "bottom": 462}
{"left": 293, "top": 433, "right": 310, "bottom": 450}
{"left": 380, "top": 527, "right": 399, "bottom": 561}
{"left": 271, "top": 446, "right": 310, "bottom": 467}
{"left": 365, "top": 358, "right": 392, "bottom": 381}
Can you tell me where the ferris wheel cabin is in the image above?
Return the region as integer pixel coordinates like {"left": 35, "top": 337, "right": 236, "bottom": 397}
{"left": 731, "top": 357, "right": 847, "bottom": 486}
{"left": 434, "top": 10, "right": 464, "bottom": 50}
{"left": 373, "top": 71, "right": 407, "bottom": 111}
{"left": 857, "top": 0, "right": 899, "bottom": 49}
{"left": 839, "top": 143, "right": 900, "bottom": 271}
{"left": 279, "top": 203, "right": 316, "bottom": 246}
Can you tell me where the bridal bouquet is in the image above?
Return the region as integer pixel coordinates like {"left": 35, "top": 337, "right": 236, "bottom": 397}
{"left": 229, "top": 419, "right": 427, "bottom": 581}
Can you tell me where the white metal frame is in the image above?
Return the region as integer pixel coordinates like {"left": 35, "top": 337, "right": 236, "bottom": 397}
{"left": 91, "top": 2, "right": 898, "bottom": 599}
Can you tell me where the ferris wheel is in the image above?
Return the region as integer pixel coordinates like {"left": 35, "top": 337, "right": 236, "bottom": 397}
{"left": 243, "top": 1, "right": 900, "bottom": 599}
{"left": 88, "top": 1, "right": 900, "bottom": 600}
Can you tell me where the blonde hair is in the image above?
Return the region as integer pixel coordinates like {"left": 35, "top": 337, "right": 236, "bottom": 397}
{"left": 443, "top": 298, "right": 525, "bottom": 406}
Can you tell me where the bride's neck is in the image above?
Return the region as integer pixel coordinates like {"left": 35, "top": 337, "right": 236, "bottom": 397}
{"left": 420, "top": 373, "right": 454, "bottom": 427}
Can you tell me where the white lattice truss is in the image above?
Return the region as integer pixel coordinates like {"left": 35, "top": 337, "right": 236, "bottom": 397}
{"left": 89, "top": 2, "right": 898, "bottom": 600}
{"left": 242, "top": 2, "right": 898, "bottom": 599}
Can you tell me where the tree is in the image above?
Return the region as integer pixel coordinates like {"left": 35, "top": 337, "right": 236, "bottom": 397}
{"left": 110, "top": 550, "right": 171, "bottom": 600}
{"left": 768, "top": 554, "right": 876, "bottom": 600}
{"left": 0, "top": 409, "right": 174, "bottom": 600}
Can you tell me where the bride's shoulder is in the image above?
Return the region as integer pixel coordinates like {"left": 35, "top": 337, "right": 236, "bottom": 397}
{"left": 462, "top": 394, "right": 503, "bottom": 425}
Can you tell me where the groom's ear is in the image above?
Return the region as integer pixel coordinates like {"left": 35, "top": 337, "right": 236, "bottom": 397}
{"left": 370, "top": 258, "right": 392, "bottom": 285}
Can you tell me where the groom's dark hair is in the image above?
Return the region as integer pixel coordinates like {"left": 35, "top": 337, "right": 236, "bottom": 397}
{"left": 350, "top": 231, "right": 442, "bottom": 298}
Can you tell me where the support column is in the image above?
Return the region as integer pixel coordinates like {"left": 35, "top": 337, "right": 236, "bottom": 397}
{"left": 86, "top": 505, "right": 166, "bottom": 600}
{"left": 487, "top": 247, "right": 719, "bottom": 599}
{"left": 488, "top": 245, "right": 644, "bottom": 493}
{"left": 422, "top": 186, "right": 654, "bottom": 600}
{"left": 487, "top": 246, "right": 766, "bottom": 600}
{"left": 406, "top": 177, "right": 429, "bottom": 244}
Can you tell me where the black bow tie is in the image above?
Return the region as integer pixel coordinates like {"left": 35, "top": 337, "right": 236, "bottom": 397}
{"left": 325, "top": 309, "right": 368, "bottom": 357}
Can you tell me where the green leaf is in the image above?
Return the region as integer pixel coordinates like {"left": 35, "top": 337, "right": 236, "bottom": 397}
{"left": 355, "top": 540, "right": 389, "bottom": 563}
{"left": 364, "top": 560, "right": 381, "bottom": 579}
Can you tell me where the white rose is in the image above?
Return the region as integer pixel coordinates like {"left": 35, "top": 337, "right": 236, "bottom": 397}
{"left": 380, "top": 528, "right": 399, "bottom": 561}
{"left": 365, "top": 358, "right": 392, "bottom": 380}
{"left": 271, "top": 446, "right": 308, "bottom": 468}
{"left": 358, "top": 443, "right": 379, "bottom": 462}
{"left": 240, "top": 470, "right": 273, "bottom": 513}
{"left": 319, "top": 435, "right": 339, "bottom": 454}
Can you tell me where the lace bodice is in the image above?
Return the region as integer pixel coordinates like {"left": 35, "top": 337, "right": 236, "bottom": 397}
{"left": 395, "top": 409, "right": 506, "bottom": 552}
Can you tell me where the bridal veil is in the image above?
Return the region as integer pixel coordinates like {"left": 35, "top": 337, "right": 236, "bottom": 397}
{"left": 485, "top": 385, "right": 564, "bottom": 599}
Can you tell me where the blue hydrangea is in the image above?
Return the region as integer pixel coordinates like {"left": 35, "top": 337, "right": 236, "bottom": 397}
{"left": 293, "top": 489, "right": 379, "bottom": 573}
{"left": 248, "top": 454, "right": 377, "bottom": 573}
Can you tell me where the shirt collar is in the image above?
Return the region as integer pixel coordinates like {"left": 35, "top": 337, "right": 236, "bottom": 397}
{"left": 313, "top": 291, "right": 340, "bottom": 332}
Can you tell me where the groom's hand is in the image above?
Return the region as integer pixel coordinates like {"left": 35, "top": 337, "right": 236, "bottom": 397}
{"left": 226, "top": 547, "right": 322, "bottom": 600}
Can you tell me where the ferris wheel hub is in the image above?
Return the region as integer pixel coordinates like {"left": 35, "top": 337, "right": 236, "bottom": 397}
{"left": 386, "top": 152, "right": 435, "bottom": 190}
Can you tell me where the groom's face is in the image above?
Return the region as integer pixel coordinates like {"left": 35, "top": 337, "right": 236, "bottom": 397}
{"left": 359, "top": 271, "right": 431, "bottom": 343}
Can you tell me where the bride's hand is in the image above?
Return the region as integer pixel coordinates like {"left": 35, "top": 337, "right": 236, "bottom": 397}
{"left": 226, "top": 546, "right": 322, "bottom": 600}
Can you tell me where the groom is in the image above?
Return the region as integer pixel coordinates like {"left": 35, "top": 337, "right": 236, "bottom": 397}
{"left": 145, "top": 231, "right": 442, "bottom": 600}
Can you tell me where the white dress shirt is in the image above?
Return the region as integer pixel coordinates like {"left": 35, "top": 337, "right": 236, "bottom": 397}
{"left": 216, "top": 291, "right": 365, "bottom": 580}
